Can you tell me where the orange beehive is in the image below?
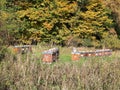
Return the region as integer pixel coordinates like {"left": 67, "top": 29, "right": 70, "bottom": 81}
{"left": 13, "top": 47, "right": 21, "bottom": 53}
{"left": 42, "top": 48, "right": 59, "bottom": 63}
{"left": 42, "top": 54, "right": 53, "bottom": 63}
{"left": 71, "top": 53, "right": 80, "bottom": 61}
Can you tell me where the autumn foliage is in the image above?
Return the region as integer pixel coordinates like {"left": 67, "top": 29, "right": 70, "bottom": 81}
{"left": 0, "top": 0, "right": 120, "bottom": 47}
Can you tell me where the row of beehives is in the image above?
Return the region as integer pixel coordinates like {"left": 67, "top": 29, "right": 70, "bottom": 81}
{"left": 71, "top": 49, "right": 112, "bottom": 61}
{"left": 13, "top": 45, "right": 59, "bottom": 63}
{"left": 13, "top": 45, "right": 32, "bottom": 54}
{"left": 13, "top": 45, "right": 112, "bottom": 63}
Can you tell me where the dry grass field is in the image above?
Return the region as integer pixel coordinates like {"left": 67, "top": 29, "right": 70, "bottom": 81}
{"left": 0, "top": 45, "right": 120, "bottom": 90}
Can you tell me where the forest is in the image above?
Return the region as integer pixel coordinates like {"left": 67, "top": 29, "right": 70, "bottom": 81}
{"left": 0, "top": 0, "right": 120, "bottom": 48}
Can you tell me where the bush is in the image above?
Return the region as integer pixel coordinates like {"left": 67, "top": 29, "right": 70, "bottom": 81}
{"left": 0, "top": 46, "right": 8, "bottom": 60}
{"left": 101, "top": 35, "right": 120, "bottom": 49}
{"left": 81, "top": 38, "right": 93, "bottom": 47}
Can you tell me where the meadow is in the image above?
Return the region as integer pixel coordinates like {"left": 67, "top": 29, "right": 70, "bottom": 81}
{"left": 0, "top": 45, "right": 120, "bottom": 90}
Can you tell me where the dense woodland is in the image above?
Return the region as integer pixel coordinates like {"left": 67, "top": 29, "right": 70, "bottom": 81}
{"left": 0, "top": 0, "right": 120, "bottom": 47}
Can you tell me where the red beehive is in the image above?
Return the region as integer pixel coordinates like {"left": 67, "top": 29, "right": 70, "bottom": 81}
{"left": 13, "top": 47, "right": 21, "bottom": 53}
{"left": 71, "top": 53, "right": 80, "bottom": 61}
{"left": 42, "top": 48, "right": 59, "bottom": 63}
{"left": 42, "top": 54, "right": 53, "bottom": 63}
{"left": 91, "top": 51, "right": 96, "bottom": 56}
{"left": 84, "top": 52, "right": 89, "bottom": 57}
{"left": 104, "top": 49, "right": 112, "bottom": 56}
{"left": 80, "top": 51, "right": 85, "bottom": 57}
{"left": 96, "top": 50, "right": 102, "bottom": 56}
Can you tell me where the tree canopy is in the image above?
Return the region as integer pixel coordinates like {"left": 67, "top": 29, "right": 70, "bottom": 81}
{"left": 0, "top": 0, "right": 119, "bottom": 46}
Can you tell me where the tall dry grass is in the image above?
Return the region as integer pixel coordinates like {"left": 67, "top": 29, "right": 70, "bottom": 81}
{"left": 0, "top": 51, "right": 120, "bottom": 90}
{"left": 0, "top": 46, "right": 120, "bottom": 90}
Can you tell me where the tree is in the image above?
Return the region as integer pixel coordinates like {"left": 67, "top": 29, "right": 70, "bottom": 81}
{"left": 76, "top": 0, "right": 112, "bottom": 40}
{"left": 103, "top": 0, "right": 120, "bottom": 37}
{"left": 13, "top": 0, "right": 78, "bottom": 45}
{"left": 4, "top": 0, "right": 113, "bottom": 46}
{"left": 0, "top": 0, "right": 10, "bottom": 59}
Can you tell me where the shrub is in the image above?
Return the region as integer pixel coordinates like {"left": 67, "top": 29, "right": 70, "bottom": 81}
{"left": 0, "top": 46, "right": 8, "bottom": 60}
{"left": 81, "top": 38, "right": 93, "bottom": 47}
{"left": 101, "top": 35, "right": 120, "bottom": 49}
